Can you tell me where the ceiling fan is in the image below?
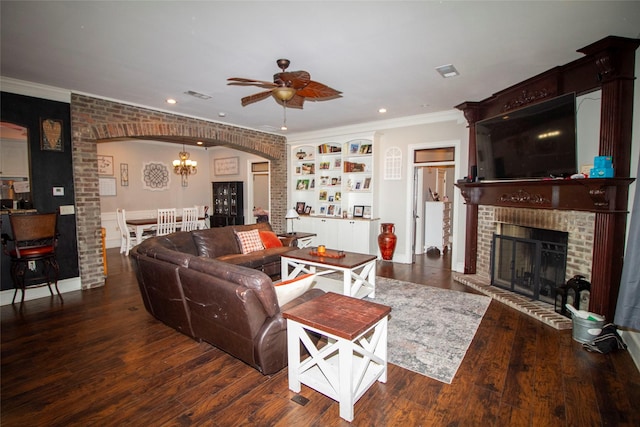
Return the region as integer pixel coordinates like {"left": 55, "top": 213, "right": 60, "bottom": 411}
{"left": 227, "top": 59, "right": 342, "bottom": 109}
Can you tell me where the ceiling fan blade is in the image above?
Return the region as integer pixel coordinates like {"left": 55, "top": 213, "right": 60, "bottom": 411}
{"left": 228, "top": 77, "right": 277, "bottom": 89}
{"left": 274, "top": 93, "right": 305, "bottom": 109}
{"left": 296, "top": 80, "right": 342, "bottom": 99}
{"left": 274, "top": 71, "right": 310, "bottom": 89}
{"left": 241, "top": 90, "right": 274, "bottom": 107}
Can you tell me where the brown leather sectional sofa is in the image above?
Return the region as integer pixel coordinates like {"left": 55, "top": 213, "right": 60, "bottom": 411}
{"left": 130, "top": 222, "right": 323, "bottom": 374}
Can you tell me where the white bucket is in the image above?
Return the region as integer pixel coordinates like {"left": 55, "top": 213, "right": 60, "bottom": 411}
{"left": 572, "top": 315, "right": 605, "bottom": 344}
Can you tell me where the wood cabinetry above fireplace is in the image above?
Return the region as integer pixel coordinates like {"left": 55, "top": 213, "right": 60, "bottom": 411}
{"left": 456, "top": 178, "right": 634, "bottom": 213}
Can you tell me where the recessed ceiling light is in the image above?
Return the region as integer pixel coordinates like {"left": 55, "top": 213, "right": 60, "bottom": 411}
{"left": 435, "top": 64, "right": 459, "bottom": 78}
{"left": 196, "top": 141, "right": 203, "bottom": 145}
{"left": 166, "top": 98, "right": 177, "bottom": 104}
{"left": 218, "top": 112, "right": 226, "bottom": 117}
{"left": 378, "top": 108, "right": 387, "bottom": 114}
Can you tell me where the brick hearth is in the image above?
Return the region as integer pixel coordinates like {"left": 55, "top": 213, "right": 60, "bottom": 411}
{"left": 454, "top": 206, "right": 595, "bottom": 329}
{"left": 453, "top": 274, "right": 572, "bottom": 330}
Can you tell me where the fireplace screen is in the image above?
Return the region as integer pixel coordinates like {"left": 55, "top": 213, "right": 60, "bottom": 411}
{"left": 491, "top": 226, "right": 567, "bottom": 305}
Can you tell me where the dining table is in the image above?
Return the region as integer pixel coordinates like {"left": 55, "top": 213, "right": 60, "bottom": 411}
{"left": 126, "top": 216, "right": 207, "bottom": 245}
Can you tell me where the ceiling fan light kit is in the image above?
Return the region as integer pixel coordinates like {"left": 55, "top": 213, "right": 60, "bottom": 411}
{"left": 272, "top": 86, "right": 297, "bottom": 102}
{"left": 227, "top": 58, "right": 342, "bottom": 129}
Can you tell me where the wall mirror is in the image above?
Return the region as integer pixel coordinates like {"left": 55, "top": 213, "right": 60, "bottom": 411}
{"left": 0, "top": 122, "right": 31, "bottom": 210}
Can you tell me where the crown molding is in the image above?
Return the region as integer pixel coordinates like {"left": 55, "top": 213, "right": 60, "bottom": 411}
{"left": 0, "top": 77, "right": 71, "bottom": 103}
{"left": 286, "top": 109, "right": 464, "bottom": 144}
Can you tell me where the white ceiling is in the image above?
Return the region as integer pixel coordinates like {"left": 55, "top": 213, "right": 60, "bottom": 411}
{"left": 1, "top": 1, "right": 639, "bottom": 136}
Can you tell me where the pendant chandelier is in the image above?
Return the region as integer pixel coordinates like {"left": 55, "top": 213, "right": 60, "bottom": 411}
{"left": 173, "top": 145, "right": 197, "bottom": 186}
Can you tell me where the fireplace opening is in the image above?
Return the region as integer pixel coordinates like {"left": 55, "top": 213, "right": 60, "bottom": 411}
{"left": 491, "top": 225, "right": 568, "bottom": 305}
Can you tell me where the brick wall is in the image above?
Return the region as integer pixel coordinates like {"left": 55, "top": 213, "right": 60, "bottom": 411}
{"left": 70, "top": 94, "right": 287, "bottom": 289}
{"left": 476, "top": 206, "right": 595, "bottom": 282}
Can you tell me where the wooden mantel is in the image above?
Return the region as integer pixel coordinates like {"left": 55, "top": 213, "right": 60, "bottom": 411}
{"left": 455, "top": 36, "right": 639, "bottom": 320}
{"left": 456, "top": 178, "right": 635, "bottom": 213}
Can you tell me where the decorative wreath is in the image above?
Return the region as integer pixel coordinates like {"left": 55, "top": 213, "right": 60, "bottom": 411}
{"left": 142, "top": 162, "right": 170, "bottom": 191}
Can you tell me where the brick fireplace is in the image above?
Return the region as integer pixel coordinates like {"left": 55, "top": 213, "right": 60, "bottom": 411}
{"left": 453, "top": 206, "right": 595, "bottom": 330}
{"left": 476, "top": 207, "right": 594, "bottom": 284}
{"left": 453, "top": 179, "right": 632, "bottom": 329}
{"left": 454, "top": 37, "right": 639, "bottom": 323}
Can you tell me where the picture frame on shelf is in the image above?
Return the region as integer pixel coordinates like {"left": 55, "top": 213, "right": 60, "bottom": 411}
{"left": 327, "top": 204, "right": 335, "bottom": 216}
{"left": 363, "top": 206, "right": 372, "bottom": 219}
{"left": 353, "top": 205, "right": 364, "bottom": 217}
{"left": 300, "top": 179, "right": 311, "bottom": 190}
{"left": 319, "top": 190, "right": 328, "bottom": 201}
{"left": 301, "top": 163, "right": 315, "bottom": 174}
{"left": 328, "top": 195, "right": 334, "bottom": 202}
{"left": 355, "top": 181, "right": 362, "bottom": 190}
{"left": 335, "top": 206, "right": 342, "bottom": 217}
{"left": 304, "top": 205, "right": 312, "bottom": 215}
{"left": 335, "top": 191, "right": 341, "bottom": 201}
{"left": 350, "top": 142, "right": 360, "bottom": 154}
{"left": 310, "top": 179, "right": 315, "bottom": 189}
{"left": 359, "top": 143, "right": 372, "bottom": 154}
{"left": 363, "top": 177, "right": 371, "bottom": 190}
{"left": 333, "top": 158, "right": 342, "bottom": 169}
{"left": 319, "top": 205, "right": 327, "bottom": 215}
{"left": 296, "top": 202, "right": 306, "bottom": 215}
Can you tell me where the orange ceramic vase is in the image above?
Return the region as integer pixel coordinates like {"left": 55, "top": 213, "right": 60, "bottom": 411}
{"left": 378, "top": 223, "right": 397, "bottom": 260}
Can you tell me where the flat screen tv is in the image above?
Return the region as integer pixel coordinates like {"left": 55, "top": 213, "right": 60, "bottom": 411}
{"left": 475, "top": 93, "right": 577, "bottom": 181}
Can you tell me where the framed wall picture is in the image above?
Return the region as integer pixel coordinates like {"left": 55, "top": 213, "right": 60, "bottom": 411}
{"left": 214, "top": 157, "right": 239, "bottom": 175}
{"left": 353, "top": 205, "right": 364, "bottom": 217}
{"left": 120, "top": 163, "right": 129, "bottom": 186}
{"left": 98, "top": 177, "right": 117, "bottom": 196}
{"left": 97, "top": 155, "right": 114, "bottom": 175}
{"left": 40, "top": 118, "right": 64, "bottom": 151}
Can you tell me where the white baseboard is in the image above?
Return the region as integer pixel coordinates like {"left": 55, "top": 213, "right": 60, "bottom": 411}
{"left": 0, "top": 277, "right": 82, "bottom": 306}
{"left": 620, "top": 329, "right": 640, "bottom": 373}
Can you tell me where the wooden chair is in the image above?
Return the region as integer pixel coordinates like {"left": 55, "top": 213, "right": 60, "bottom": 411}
{"left": 115, "top": 208, "right": 155, "bottom": 255}
{"left": 156, "top": 208, "right": 177, "bottom": 236}
{"left": 181, "top": 207, "right": 199, "bottom": 232}
{"left": 1, "top": 212, "right": 60, "bottom": 304}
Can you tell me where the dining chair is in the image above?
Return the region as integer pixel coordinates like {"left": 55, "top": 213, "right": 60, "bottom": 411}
{"left": 181, "top": 207, "right": 199, "bottom": 232}
{"left": 156, "top": 208, "right": 177, "bottom": 236}
{"left": 116, "top": 208, "right": 156, "bottom": 255}
{"left": 1, "top": 212, "right": 60, "bottom": 304}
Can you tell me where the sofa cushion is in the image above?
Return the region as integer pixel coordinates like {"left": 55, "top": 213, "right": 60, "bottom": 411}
{"left": 235, "top": 229, "right": 265, "bottom": 254}
{"left": 192, "top": 227, "right": 240, "bottom": 258}
{"left": 274, "top": 273, "right": 316, "bottom": 306}
{"left": 259, "top": 230, "right": 283, "bottom": 249}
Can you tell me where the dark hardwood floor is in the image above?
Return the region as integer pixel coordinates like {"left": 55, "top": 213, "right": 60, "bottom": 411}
{"left": 2, "top": 249, "right": 639, "bottom": 426}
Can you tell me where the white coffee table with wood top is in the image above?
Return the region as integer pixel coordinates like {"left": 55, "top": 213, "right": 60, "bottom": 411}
{"left": 282, "top": 292, "right": 391, "bottom": 422}
{"left": 280, "top": 248, "right": 377, "bottom": 299}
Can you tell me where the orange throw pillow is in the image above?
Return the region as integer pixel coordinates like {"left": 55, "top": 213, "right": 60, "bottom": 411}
{"left": 259, "top": 230, "right": 283, "bottom": 249}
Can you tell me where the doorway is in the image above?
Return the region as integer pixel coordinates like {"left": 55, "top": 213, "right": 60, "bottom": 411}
{"left": 249, "top": 161, "right": 270, "bottom": 224}
{"left": 407, "top": 142, "right": 461, "bottom": 268}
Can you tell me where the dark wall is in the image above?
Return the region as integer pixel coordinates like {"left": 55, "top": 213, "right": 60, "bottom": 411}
{"left": 1, "top": 92, "right": 79, "bottom": 290}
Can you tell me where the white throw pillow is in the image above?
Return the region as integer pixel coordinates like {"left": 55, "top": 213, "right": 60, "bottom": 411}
{"left": 274, "top": 273, "right": 316, "bottom": 306}
{"left": 234, "top": 229, "right": 265, "bottom": 254}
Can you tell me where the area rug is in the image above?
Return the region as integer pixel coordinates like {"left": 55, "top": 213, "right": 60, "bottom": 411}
{"left": 368, "top": 277, "right": 491, "bottom": 384}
